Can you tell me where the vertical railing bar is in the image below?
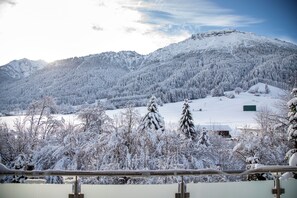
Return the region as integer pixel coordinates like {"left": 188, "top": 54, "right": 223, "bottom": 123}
{"left": 181, "top": 176, "right": 184, "bottom": 198}
{"left": 74, "top": 176, "right": 78, "bottom": 197}
{"left": 272, "top": 172, "right": 285, "bottom": 198}
{"left": 274, "top": 173, "right": 280, "bottom": 198}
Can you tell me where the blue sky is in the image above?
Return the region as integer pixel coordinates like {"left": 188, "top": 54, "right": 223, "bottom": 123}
{"left": 0, "top": 0, "right": 296, "bottom": 65}
{"left": 137, "top": 0, "right": 297, "bottom": 42}
{"left": 213, "top": 0, "right": 297, "bottom": 43}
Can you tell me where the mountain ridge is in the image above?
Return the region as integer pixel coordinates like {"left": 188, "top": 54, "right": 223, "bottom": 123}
{"left": 2, "top": 30, "right": 296, "bottom": 72}
{"left": 0, "top": 30, "right": 296, "bottom": 112}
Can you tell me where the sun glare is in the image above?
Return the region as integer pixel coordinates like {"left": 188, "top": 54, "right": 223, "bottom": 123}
{"left": 0, "top": 0, "right": 189, "bottom": 64}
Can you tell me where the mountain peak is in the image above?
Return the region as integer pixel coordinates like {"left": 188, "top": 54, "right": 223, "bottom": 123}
{"left": 190, "top": 29, "right": 244, "bottom": 40}
{"left": 0, "top": 58, "right": 47, "bottom": 80}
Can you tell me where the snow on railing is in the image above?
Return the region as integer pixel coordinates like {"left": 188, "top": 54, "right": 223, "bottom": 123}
{"left": 1, "top": 163, "right": 297, "bottom": 177}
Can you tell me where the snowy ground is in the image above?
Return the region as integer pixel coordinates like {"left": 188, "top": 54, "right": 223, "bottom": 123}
{"left": 109, "top": 83, "right": 286, "bottom": 134}
{"left": 0, "top": 83, "right": 286, "bottom": 136}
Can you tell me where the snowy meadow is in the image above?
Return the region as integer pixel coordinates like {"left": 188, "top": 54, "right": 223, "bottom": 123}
{"left": 1, "top": 83, "right": 285, "bottom": 130}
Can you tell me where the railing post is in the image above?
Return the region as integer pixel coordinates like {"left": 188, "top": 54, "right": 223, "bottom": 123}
{"left": 175, "top": 176, "right": 190, "bottom": 198}
{"left": 181, "top": 176, "right": 184, "bottom": 198}
{"left": 272, "top": 174, "right": 284, "bottom": 198}
{"left": 69, "top": 176, "right": 84, "bottom": 198}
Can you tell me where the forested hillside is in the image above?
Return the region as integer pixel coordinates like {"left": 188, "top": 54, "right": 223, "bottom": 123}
{"left": 0, "top": 30, "right": 296, "bottom": 113}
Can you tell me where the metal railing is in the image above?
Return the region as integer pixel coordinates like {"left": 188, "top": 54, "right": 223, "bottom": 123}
{"left": 2, "top": 163, "right": 297, "bottom": 177}
{"left": 1, "top": 163, "right": 297, "bottom": 198}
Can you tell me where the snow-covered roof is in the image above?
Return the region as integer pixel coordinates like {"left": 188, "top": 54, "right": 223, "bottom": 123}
{"left": 198, "top": 125, "right": 232, "bottom": 131}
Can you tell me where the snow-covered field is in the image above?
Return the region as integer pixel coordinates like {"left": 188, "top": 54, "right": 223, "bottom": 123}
{"left": 109, "top": 84, "right": 285, "bottom": 131}
{"left": 0, "top": 83, "right": 286, "bottom": 135}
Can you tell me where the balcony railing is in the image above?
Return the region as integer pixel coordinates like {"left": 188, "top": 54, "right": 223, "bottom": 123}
{"left": 0, "top": 163, "right": 297, "bottom": 198}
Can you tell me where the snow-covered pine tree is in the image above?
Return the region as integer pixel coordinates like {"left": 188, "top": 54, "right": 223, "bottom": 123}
{"left": 281, "top": 88, "right": 297, "bottom": 179}
{"left": 140, "top": 95, "right": 165, "bottom": 132}
{"left": 287, "top": 88, "right": 297, "bottom": 148}
{"left": 179, "top": 99, "right": 196, "bottom": 140}
{"left": 285, "top": 88, "right": 297, "bottom": 169}
{"left": 198, "top": 127, "right": 210, "bottom": 147}
{"left": 265, "top": 84, "right": 270, "bottom": 94}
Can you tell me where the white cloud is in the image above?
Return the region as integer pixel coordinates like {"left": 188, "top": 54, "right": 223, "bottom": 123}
{"left": 136, "top": 0, "right": 263, "bottom": 29}
{"left": 0, "top": 0, "right": 16, "bottom": 6}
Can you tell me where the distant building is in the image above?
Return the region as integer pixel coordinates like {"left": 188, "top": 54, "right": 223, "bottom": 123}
{"left": 198, "top": 125, "right": 232, "bottom": 138}
{"left": 243, "top": 105, "right": 257, "bottom": 111}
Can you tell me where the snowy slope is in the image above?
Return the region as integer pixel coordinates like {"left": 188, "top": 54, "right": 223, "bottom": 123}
{"left": 247, "top": 83, "right": 284, "bottom": 98}
{"left": 107, "top": 84, "right": 287, "bottom": 131}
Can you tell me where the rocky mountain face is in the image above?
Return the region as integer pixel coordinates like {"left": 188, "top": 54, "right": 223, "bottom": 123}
{"left": 0, "top": 30, "right": 296, "bottom": 112}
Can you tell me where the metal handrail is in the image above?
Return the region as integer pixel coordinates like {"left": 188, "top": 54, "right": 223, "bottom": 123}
{"left": 1, "top": 163, "right": 296, "bottom": 198}
{"left": 1, "top": 163, "right": 297, "bottom": 177}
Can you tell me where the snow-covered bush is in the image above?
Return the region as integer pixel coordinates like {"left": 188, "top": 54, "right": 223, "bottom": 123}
{"left": 248, "top": 86, "right": 259, "bottom": 94}
{"left": 233, "top": 115, "right": 288, "bottom": 172}
{"left": 78, "top": 103, "right": 112, "bottom": 133}
{"left": 211, "top": 86, "right": 224, "bottom": 97}
{"left": 234, "top": 87, "right": 243, "bottom": 95}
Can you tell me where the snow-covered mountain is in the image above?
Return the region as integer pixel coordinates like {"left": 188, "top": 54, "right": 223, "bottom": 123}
{"left": 0, "top": 30, "right": 296, "bottom": 112}
{"left": 111, "top": 30, "right": 297, "bottom": 104}
{"left": 146, "top": 30, "right": 296, "bottom": 62}
{"left": 0, "top": 58, "right": 46, "bottom": 82}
